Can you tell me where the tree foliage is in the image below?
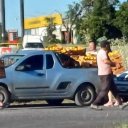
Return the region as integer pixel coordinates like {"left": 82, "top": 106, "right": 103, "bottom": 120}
{"left": 66, "top": 0, "right": 128, "bottom": 43}
{"left": 0, "top": 23, "right": 8, "bottom": 43}
{"left": 44, "top": 17, "right": 58, "bottom": 44}
{"left": 114, "top": 2, "right": 128, "bottom": 40}
{"left": 45, "top": 17, "right": 56, "bottom": 38}
{"left": 63, "top": 2, "right": 82, "bottom": 43}
{"left": 0, "top": 24, "right": 2, "bottom": 42}
{"left": 80, "top": 0, "right": 122, "bottom": 41}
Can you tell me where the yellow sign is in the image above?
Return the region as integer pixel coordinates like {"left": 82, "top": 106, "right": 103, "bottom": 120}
{"left": 24, "top": 13, "right": 62, "bottom": 29}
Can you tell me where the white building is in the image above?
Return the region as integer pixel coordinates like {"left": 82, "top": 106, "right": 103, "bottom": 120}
{"left": 24, "top": 13, "right": 77, "bottom": 44}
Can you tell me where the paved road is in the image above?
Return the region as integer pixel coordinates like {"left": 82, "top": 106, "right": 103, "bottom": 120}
{"left": 0, "top": 103, "right": 128, "bottom": 128}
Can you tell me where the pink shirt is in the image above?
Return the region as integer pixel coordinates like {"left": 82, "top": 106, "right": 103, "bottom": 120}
{"left": 97, "top": 49, "right": 112, "bottom": 75}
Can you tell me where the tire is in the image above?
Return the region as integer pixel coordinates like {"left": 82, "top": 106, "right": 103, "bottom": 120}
{"left": 75, "top": 85, "right": 96, "bottom": 106}
{"left": 0, "top": 86, "right": 10, "bottom": 105}
{"left": 120, "top": 96, "right": 128, "bottom": 102}
{"left": 46, "top": 99, "right": 63, "bottom": 106}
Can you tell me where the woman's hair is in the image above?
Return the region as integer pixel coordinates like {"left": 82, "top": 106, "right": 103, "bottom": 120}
{"left": 100, "top": 40, "right": 110, "bottom": 48}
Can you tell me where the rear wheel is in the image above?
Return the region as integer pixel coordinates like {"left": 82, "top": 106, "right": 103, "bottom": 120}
{"left": 0, "top": 86, "right": 10, "bottom": 106}
{"left": 46, "top": 99, "right": 63, "bottom": 106}
{"left": 75, "top": 85, "right": 96, "bottom": 106}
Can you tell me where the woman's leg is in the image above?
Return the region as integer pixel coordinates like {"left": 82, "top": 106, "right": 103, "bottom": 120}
{"left": 0, "top": 102, "right": 3, "bottom": 107}
{"left": 92, "top": 75, "right": 110, "bottom": 105}
{"left": 104, "top": 91, "right": 114, "bottom": 107}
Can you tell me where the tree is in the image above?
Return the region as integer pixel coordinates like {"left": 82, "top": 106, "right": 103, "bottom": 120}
{"left": 0, "top": 23, "right": 8, "bottom": 43}
{"left": 63, "top": 2, "right": 83, "bottom": 43}
{"left": 45, "top": 17, "right": 56, "bottom": 44}
{"left": 77, "top": 0, "right": 121, "bottom": 42}
{"left": 74, "top": 0, "right": 94, "bottom": 43}
{"left": 0, "top": 24, "right": 2, "bottom": 42}
{"left": 114, "top": 2, "right": 128, "bottom": 40}
{"left": 44, "top": 17, "right": 62, "bottom": 44}
{"left": 45, "top": 17, "right": 56, "bottom": 37}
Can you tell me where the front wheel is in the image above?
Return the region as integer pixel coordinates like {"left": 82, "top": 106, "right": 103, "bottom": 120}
{"left": 75, "top": 86, "right": 96, "bottom": 106}
{"left": 0, "top": 86, "right": 10, "bottom": 106}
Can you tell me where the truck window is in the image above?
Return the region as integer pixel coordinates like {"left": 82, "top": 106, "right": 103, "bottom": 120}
{"left": 55, "top": 53, "right": 80, "bottom": 68}
{"left": 16, "top": 55, "right": 43, "bottom": 71}
{"left": 25, "top": 42, "right": 44, "bottom": 48}
{"left": 46, "top": 54, "right": 54, "bottom": 69}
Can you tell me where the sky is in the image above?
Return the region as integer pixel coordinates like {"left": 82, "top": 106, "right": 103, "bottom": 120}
{"left": 4, "top": 0, "right": 127, "bottom": 35}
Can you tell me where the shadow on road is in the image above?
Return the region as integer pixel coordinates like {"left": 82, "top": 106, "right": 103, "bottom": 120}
{"left": 7, "top": 103, "right": 81, "bottom": 109}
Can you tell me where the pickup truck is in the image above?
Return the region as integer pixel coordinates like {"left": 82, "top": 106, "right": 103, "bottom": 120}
{"left": 0, "top": 50, "right": 100, "bottom": 106}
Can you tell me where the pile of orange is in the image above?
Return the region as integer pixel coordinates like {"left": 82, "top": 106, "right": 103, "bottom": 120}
{"left": 108, "top": 51, "right": 125, "bottom": 75}
{"left": 71, "top": 53, "right": 97, "bottom": 68}
{"left": 44, "top": 45, "right": 125, "bottom": 75}
{"left": 44, "top": 44, "right": 85, "bottom": 55}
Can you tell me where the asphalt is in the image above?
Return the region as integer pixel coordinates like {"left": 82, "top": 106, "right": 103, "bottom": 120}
{"left": 0, "top": 103, "right": 128, "bottom": 128}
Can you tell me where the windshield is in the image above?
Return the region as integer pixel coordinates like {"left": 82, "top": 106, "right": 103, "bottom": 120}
{"left": 25, "top": 43, "right": 43, "bottom": 48}
{"left": 0, "top": 55, "right": 24, "bottom": 67}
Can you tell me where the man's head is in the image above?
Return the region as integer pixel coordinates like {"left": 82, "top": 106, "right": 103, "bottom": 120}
{"left": 88, "top": 41, "right": 96, "bottom": 51}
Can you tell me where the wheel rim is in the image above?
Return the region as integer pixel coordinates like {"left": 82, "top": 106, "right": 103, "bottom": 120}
{"left": 80, "top": 89, "right": 92, "bottom": 103}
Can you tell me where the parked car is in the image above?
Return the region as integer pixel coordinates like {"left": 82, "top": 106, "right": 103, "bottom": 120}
{"left": 0, "top": 50, "right": 100, "bottom": 106}
{"left": 115, "top": 71, "right": 128, "bottom": 101}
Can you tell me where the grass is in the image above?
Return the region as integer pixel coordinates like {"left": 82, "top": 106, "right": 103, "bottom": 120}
{"left": 115, "top": 123, "right": 128, "bottom": 128}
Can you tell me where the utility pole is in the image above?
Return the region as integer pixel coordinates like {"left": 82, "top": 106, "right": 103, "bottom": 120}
{"left": 20, "top": 0, "right": 24, "bottom": 38}
{"left": 0, "top": 0, "right": 6, "bottom": 43}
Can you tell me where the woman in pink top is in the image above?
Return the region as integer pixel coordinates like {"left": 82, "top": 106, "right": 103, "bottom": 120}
{"left": 90, "top": 40, "right": 122, "bottom": 110}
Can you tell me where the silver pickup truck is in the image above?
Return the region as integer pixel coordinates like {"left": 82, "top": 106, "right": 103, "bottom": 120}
{"left": 0, "top": 50, "right": 100, "bottom": 106}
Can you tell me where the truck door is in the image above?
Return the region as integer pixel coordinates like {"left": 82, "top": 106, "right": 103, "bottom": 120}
{"left": 12, "top": 54, "right": 48, "bottom": 97}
